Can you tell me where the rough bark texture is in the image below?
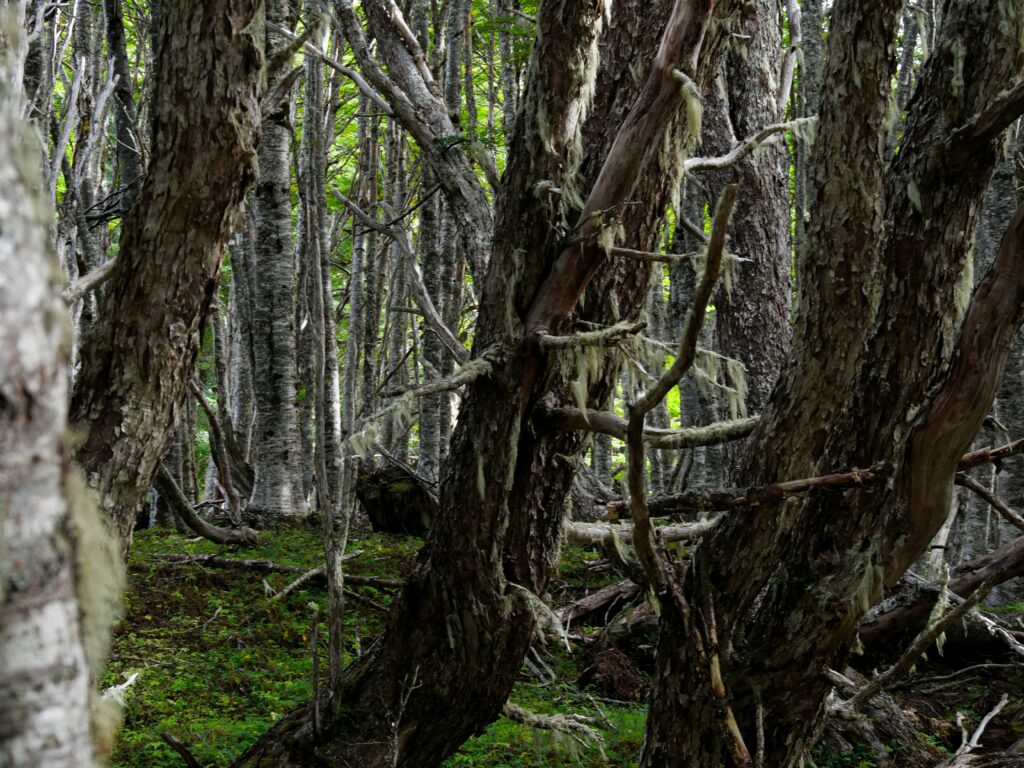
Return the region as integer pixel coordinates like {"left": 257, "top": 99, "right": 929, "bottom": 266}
{"left": 0, "top": 81, "right": 94, "bottom": 768}
{"left": 230, "top": 2, "right": 738, "bottom": 766}
{"left": 643, "top": 2, "right": 1024, "bottom": 765}
{"left": 69, "top": 0, "right": 264, "bottom": 546}
{"left": 247, "top": 0, "right": 307, "bottom": 520}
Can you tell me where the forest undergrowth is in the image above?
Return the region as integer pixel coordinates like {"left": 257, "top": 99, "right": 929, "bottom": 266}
{"left": 104, "top": 522, "right": 1024, "bottom": 768}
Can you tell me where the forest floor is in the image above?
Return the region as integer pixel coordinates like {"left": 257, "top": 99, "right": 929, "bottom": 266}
{"left": 104, "top": 521, "right": 1024, "bottom": 767}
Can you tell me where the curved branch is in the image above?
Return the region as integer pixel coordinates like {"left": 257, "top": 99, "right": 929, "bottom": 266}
{"left": 154, "top": 465, "right": 258, "bottom": 546}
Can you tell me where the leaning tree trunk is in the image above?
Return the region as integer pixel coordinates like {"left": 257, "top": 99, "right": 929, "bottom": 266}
{"left": 643, "top": 2, "right": 1024, "bottom": 765}
{"left": 230, "top": 1, "right": 738, "bottom": 766}
{"left": 69, "top": 0, "right": 264, "bottom": 546}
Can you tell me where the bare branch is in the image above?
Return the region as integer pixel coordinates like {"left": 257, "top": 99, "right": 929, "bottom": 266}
{"left": 609, "top": 246, "right": 698, "bottom": 264}
{"left": 537, "top": 320, "right": 645, "bottom": 349}
{"left": 62, "top": 257, "right": 118, "bottom": 304}
{"left": 540, "top": 406, "right": 759, "bottom": 449}
{"left": 334, "top": 190, "right": 467, "bottom": 363}
{"left": 625, "top": 183, "right": 737, "bottom": 594}
{"left": 684, "top": 118, "right": 815, "bottom": 173}
{"left": 266, "top": 19, "right": 393, "bottom": 115}
{"left": 153, "top": 465, "right": 258, "bottom": 547}
{"left": 955, "top": 473, "right": 1024, "bottom": 532}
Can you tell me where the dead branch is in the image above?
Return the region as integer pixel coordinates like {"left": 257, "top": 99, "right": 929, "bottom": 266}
{"left": 537, "top": 320, "right": 646, "bottom": 349}
{"left": 502, "top": 701, "right": 603, "bottom": 747}
{"left": 62, "top": 257, "right": 118, "bottom": 304}
{"left": 153, "top": 465, "right": 258, "bottom": 546}
{"left": 618, "top": 461, "right": 893, "bottom": 519}
{"left": 334, "top": 192, "right": 466, "bottom": 363}
{"left": 154, "top": 552, "right": 399, "bottom": 589}
{"left": 844, "top": 569, "right": 1004, "bottom": 714}
{"left": 556, "top": 580, "right": 640, "bottom": 625}
{"left": 684, "top": 117, "right": 815, "bottom": 173}
{"left": 189, "top": 380, "right": 243, "bottom": 525}
{"left": 956, "top": 473, "right": 1024, "bottom": 532}
{"left": 626, "top": 184, "right": 738, "bottom": 594}
{"left": 540, "top": 407, "right": 759, "bottom": 449}
{"left": 609, "top": 246, "right": 698, "bottom": 264}
{"left": 160, "top": 732, "right": 203, "bottom": 768}
{"left": 565, "top": 520, "right": 716, "bottom": 548}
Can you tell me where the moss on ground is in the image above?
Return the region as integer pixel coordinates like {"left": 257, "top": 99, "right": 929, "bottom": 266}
{"left": 104, "top": 525, "right": 647, "bottom": 767}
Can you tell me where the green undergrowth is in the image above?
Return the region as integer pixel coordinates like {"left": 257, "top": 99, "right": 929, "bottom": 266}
{"left": 104, "top": 526, "right": 646, "bottom": 767}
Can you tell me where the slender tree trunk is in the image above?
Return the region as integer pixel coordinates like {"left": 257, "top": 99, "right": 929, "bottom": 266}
{"left": 248, "top": 0, "right": 308, "bottom": 520}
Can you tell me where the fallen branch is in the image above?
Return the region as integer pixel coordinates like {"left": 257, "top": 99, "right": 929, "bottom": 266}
{"left": 154, "top": 465, "right": 258, "bottom": 546}
{"left": 557, "top": 579, "right": 640, "bottom": 625}
{"left": 155, "top": 552, "right": 398, "bottom": 588}
{"left": 565, "top": 520, "right": 716, "bottom": 548}
{"left": 844, "top": 569, "right": 1005, "bottom": 714}
{"left": 502, "top": 701, "right": 603, "bottom": 747}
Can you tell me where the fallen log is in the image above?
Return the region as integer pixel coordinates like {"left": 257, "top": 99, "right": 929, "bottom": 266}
{"left": 557, "top": 580, "right": 640, "bottom": 625}
{"left": 154, "top": 553, "right": 401, "bottom": 590}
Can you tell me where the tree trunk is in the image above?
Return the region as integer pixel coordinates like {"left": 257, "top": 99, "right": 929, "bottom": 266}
{"left": 230, "top": 2, "right": 738, "bottom": 765}
{"left": 0, "top": 72, "right": 98, "bottom": 768}
{"left": 69, "top": 0, "right": 264, "bottom": 546}
{"left": 643, "top": 2, "right": 1024, "bottom": 765}
{"left": 247, "top": 0, "right": 308, "bottom": 520}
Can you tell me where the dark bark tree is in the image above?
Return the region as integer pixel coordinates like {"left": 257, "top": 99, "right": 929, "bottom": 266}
{"left": 231, "top": 1, "right": 740, "bottom": 766}
{"left": 642, "top": 2, "right": 1024, "bottom": 765}
{"left": 69, "top": 0, "right": 265, "bottom": 545}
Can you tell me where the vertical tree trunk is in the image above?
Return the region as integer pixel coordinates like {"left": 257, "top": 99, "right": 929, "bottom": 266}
{"left": 248, "top": 0, "right": 308, "bottom": 520}
{"left": 0, "top": 68, "right": 96, "bottom": 768}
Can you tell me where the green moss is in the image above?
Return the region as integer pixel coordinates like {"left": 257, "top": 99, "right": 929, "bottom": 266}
{"left": 106, "top": 527, "right": 646, "bottom": 767}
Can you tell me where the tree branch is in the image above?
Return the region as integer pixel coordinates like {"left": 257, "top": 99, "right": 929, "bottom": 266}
{"left": 684, "top": 117, "right": 815, "bottom": 173}
{"left": 952, "top": 80, "right": 1024, "bottom": 147}
{"left": 539, "top": 406, "right": 759, "bottom": 448}
{"left": 955, "top": 473, "right": 1024, "bottom": 532}
{"left": 334, "top": 191, "right": 467, "bottom": 363}
{"left": 153, "top": 465, "right": 258, "bottom": 546}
